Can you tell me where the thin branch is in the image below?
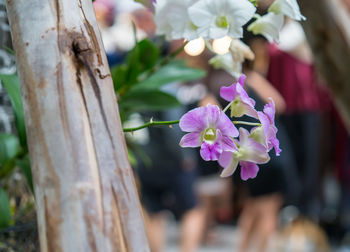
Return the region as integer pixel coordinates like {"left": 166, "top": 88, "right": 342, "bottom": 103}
{"left": 232, "top": 121, "right": 261, "bottom": 126}
{"left": 123, "top": 120, "right": 180, "bottom": 132}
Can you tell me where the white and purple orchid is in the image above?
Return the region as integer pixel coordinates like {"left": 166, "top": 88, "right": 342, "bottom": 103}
{"left": 178, "top": 75, "right": 281, "bottom": 180}
{"left": 179, "top": 104, "right": 239, "bottom": 161}
{"left": 250, "top": 98, "right": 282, "bottom": 156}
{"left": 219, "top": 128, "right": 270, "bottom": 179}
{"left": 220, "top": 75, "right": 258, "bottom": 118}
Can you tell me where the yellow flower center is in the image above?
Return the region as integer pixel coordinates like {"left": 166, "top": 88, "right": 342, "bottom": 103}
{"left": 215, "top": 16, "right": 229, "bottom": 28}
{"left": 204, "top": 128, "right": 217, "bottom": 143}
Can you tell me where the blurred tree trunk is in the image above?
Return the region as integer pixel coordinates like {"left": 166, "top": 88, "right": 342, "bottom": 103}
{"left": 5, "top": 0, "right": 149, "bottom": 251}
{"left": 300, "top": 0, "right": 350, "bottom": 132}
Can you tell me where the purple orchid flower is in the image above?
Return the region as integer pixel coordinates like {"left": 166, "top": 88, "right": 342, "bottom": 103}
{"left": 218, "top": 128, "right": 270, "bottom": 179}
{"left": 250, "top": 98, "right": 281, "bottom": 156}
{"left": 179, "top": 104, "right": 239, "bottom": 161}
{"left": 220, "top": 74, "right": 257, "bottom": 118}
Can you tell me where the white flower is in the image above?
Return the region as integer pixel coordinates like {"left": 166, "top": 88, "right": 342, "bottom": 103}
{"left": 188, "top": 0, "right": 256, "bottom": 39}
{"left": 154, "top": 0, "right": 199, "bottom": 40}
{"left": 268, "top": 0, "right": 306, "bottom": 21}
{"left": 230, "top": 39, "right": 255, "bottom": 62}
{"left": 209, "top": 39, "right": 254, "bottom": 78}
{"left": 209, "top": 53, "right": 240, "bottom": 78}
{"left": 247, "top": 13, "right": 284, "bottom": 43}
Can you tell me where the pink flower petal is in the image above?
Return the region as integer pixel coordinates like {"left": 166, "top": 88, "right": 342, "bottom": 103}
{"left": 179, "top": 132, "right": 201, "bottom": 147}
{"left": 238, "top": 128, "right": 270, "bottom": 164}
{"left": 270, "top": 137, "right": 282, "bottom": 156}
{"left": 236, "top": 82, "right": 256, "bottom": 108}
{"left": 220, "top": 135, "right": 238, "bottom": 152}
{"left": 238, "top": 74, "right": 246, "bottom": 87}
{"left": 240, "top": 161, "right": 259, "bottom": 180}
{"left": 216, "top": 109, "right": 239, "bottom": 137}
{"left": 263, "top": 98, "right": 275, "bottom": 122}
{"left": 179, "top": 106, "right": 207, "bottom": 132}
{"left": 206, "top": 104, "right": 220, "bottom": 126}
{"left": 219, "top": 152, "right": 239, "bottom": 177}
{"left": 257, "top": 112, "right": 270, "bottom": 139}
{"left": 200, "top": 141, "right": 222, "bottom": 161}
{"left": 220, "top": 84, "right": 236, "bottom": 102}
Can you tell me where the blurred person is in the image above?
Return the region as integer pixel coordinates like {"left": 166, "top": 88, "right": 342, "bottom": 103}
{"left": 265, "top": 19, "right": 332, "bottom": 218}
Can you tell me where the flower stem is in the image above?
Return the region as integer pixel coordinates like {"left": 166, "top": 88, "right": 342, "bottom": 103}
{"left": 232, "top": 121, "right": 261, "bottom": 126}
{"left": 223, "top": 101, "right": 233, "bottom": 113}
{"left": 123, "top": 120, "right": 180, "bottom": 132}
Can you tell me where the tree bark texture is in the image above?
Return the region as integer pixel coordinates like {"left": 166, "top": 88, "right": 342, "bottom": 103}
{"left": 5, "top": 0, "right": 149, "bottom": 251}
{"left": 300, "top": 0, "right": 350, "bottom": 132}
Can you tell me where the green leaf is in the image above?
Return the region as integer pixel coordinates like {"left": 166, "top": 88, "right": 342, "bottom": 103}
{"left": 131, "top": 62, "right": 206, "bottom": 91}
{"left": 120, "top": 90, "right": 181, "bottom": 112}
{"left": 111, "top": 64, "right": 128, "bottom": 92}
{"left": 127, "top": 39, "right": 160, "bottom": 73}
{"left": 0, "top": 188, "right": 11, "bottom": 228}
{"left": 0, "top": 159, "right": 16, "bottom": 180}
{"left": 112, "top": 39, "right": 160, "bottom": 93}
{"left": 16, "top": 155, "right": 33, "bottom": 193}
{"left": 0, "top": 133, "right": 19, "bottom": 166}
{"left": 0, "top": 74, "right": 27, "bottom": 147}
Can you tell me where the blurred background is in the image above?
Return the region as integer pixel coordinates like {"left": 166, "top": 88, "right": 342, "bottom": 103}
{"left": 1, "top": 0, "right": 350, "bottom": 251}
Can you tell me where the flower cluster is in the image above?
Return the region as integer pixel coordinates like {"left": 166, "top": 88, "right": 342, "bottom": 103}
{"left": 179, "top": 75, "right": 281, "bottom": 180}
{"left": 147, "top": 0, "right": 305, "bottom": 78}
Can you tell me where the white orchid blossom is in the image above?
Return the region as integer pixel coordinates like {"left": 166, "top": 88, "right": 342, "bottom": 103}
{"left": 209, "top": 53, "right": 241, "bottom": 78}
{"left": 209, "top": 39, "right": 254, "bottom": 78}
{"left": 230, "top": 39, "right": 255, "bottom": 62}
{"left": 154, "top": 0, "right": 199, "bottom": 40}
{"left": 268, "top": 0, "right": 306, "bottom": 21}
{"left": 247, "top": 13, "right": 284, "bottom": 43}
{"left": 188, "top": 0, "right": 256, "bottom": 39}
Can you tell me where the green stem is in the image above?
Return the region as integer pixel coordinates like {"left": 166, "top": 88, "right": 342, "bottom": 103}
{"left": 233, "top": 121, "right": 261, "bottom": 126}
{"left": 223, "top": 101, "right": 233, "bottom": 113}
{"left": 123, "top": 120, "right": 180, "bottom": 132}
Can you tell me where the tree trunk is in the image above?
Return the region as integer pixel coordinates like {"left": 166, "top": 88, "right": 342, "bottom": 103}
{"left": 5, "top": 0, "right": 149, "bottom": 251}
{"left": 300, "top": 0, "right": 350, "bottom": 132}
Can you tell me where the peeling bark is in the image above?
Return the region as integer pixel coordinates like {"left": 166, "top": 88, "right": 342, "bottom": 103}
{"left": 5, "top": 0, "right": 149, "bottom": 251}
{"left": 300, "top": 0, "right": 350, "bottom": 132}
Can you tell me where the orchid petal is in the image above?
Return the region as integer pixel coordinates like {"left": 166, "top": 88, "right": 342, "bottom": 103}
{"left": 268, "top": 0, "right": 306, "bottom": 21}
{"left": 206, "top": 104, "right": 220, "bottom": 126}
{"left": 200, "top": 141, "right": 222, "bottom": 161}
{"left": 240, "top": 161, "right": 259, "bottom": 180}
{"left": 263, "top": 98, "right": 276, "bottom": 122}
{"left": 220, "top": 84, "right": 237, "bottom": 102}
{"left": 221, "top": 135, "right": 238, "bottom": 152}
{"left": 219, "top": 152, "right": 239, "bottom": 177}
{"left": 238, "top": 128, "right": 270, "bottom": 164}
{"left": 179, "top": 132, "right": 201, "bottom": 147}
{"left": 247, "top": 13, "right": 284, "bottom": 43}
{"left": 238, "top": 74, "right": 246, "bottom": 87}
{"left": 179, "top": 106, "right": 207, "bottom": 132}
{"left": 216, "top": 110, "right": 239, "bottom": 138}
